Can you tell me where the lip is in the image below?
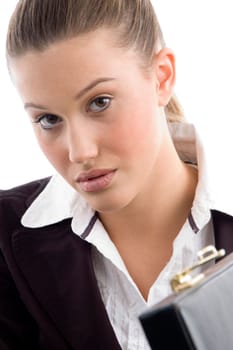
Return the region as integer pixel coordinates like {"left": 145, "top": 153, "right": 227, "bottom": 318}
{"left": 76, "top": 169, "right": 116, "bottom": 192}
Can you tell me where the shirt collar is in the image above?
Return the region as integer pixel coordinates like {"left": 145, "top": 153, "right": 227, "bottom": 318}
{"left": 21, "top": 122, "right": 214, "bottom": 235}
{"left": 21, "top": 173, "right": 95, "bottom": 236}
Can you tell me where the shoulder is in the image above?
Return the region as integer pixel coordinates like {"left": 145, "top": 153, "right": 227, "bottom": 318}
{"left": 0, "top": 177, "right": 51, "bottom": 228}
{"left": 0, "top": 177, "right": 50, "bottom": 201}
{"left": 211, "top": 209, "right": 233, "bottom": 226}
{"left": 211, "top": 209, "right": 233, "bottom": 254}
{"left": 0, "top": 177, "right": 50, "bottom": 200}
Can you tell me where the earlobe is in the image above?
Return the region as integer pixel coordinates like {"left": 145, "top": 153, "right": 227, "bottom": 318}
{"left": 154, "top": 48, "right": 176, "bottom": 107}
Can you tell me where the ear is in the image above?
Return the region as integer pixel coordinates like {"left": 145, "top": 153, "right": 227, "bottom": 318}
{"left": 153, "top": 48, "right": 176, "bottom": 107}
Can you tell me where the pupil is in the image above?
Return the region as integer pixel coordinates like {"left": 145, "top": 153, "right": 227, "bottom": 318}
{"left": 96, "top": 98, "right": 105, "bottom": 106}
{"left": 46, "top": 115, "right": 57, "bottom": 123}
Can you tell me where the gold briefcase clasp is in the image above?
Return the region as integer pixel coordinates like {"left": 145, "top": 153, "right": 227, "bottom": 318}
{"left": 170, "top": 245, "right": 226, "bottom": 293}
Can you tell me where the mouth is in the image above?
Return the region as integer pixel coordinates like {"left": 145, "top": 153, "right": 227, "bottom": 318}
{"left": 76, "top": 169, "right": 117, "bottom": 192}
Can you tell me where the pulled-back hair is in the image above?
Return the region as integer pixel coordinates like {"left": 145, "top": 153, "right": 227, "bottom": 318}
{"left": 6, "top": 0, "right": 184, "bottom": 122}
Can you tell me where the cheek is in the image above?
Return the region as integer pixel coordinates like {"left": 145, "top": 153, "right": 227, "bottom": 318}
{"left": 35, "top": 133, "right": 68, "bottom": 172}
{"left": 108, "top": 106, "right": 160, "bottom": 159}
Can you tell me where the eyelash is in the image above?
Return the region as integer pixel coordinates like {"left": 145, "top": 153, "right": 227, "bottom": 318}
{"left": 87, "top": 96, "right": 112, "bottom": 113}
{"left": 33, "top": 95, "right": 113, "bottom": 130}
{"left": 33, "top": 114, "right": 62, "bottom": 130}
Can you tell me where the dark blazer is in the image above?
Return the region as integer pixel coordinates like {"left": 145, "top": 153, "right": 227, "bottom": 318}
{"left": 0, "top": 178, "right": 233, "bottom": 350}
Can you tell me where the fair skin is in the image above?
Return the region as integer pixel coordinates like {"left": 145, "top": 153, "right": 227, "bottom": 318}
{"left": 10, "top": 29, "right": 197, "bottom": 299}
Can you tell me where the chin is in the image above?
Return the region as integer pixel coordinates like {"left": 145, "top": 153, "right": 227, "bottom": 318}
{"left": 85, "top": 191, "right": 133, "bottom": 214}
{"left": 88, "top": 199, "right": 125, "bottom": 214}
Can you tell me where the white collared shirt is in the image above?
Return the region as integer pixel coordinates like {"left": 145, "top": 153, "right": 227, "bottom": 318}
{"left": 21, "top": 123, "right": 215, "bottom": 350}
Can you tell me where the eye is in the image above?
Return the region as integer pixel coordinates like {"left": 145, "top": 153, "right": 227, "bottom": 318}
{"left": 33, "top": 114, "right": 62, "bottom": 130}
{"left": 88, "top": 96, "right": 112, "bottom": 113}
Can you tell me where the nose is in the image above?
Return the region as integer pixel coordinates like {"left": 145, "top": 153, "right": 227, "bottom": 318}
{"left": 66, "top": 123, "right": 99, "bottom": 164}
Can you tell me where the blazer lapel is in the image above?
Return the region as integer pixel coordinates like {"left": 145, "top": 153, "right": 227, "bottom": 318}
{"left": 212, "top": 209, "right": 233, "bottom": 254}
{"left": 12, "top": 219, "right": 121, "bottom": 350}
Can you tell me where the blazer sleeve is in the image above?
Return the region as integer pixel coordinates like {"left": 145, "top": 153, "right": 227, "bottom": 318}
{"left": 0, "top": 183, "right": 45, "bottom": 350}
{"left": 0, "top": 249, "right": 39, "bottom": 350}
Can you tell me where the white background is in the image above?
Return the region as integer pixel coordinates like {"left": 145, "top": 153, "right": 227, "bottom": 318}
{"left": 0, "top": 1, "right": 232, "bottom": 213}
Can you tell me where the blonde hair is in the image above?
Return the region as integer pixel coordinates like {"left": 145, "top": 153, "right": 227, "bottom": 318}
{"left": 6, "top": 0, "right": 184, "bottom": 122}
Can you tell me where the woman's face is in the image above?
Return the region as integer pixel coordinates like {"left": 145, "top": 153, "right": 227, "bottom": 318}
{"left": 10, "top": 29, "right": 175, "bottom": 213}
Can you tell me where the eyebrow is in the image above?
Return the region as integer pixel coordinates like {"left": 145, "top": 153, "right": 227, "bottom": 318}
{"left": 24, "top": 77, "right": 116, "bottom": 111}
{"left": 74, "top": 77, "right": 115, "bottom": 100}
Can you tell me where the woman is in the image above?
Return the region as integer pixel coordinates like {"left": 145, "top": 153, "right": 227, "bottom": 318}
{"left": 1, "top": 0, "right": 233, "bottom": 349}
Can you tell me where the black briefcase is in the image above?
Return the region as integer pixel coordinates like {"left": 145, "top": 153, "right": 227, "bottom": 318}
{"left": 139, "top": 246, "right": 233, "bottom": 350}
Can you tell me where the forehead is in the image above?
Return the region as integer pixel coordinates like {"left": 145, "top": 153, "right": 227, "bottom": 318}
{"left": 8, "top": 29, "right": 154, "bottom": 108}
{"left": 9, "top": 29, "right": 141, "bottom": 87}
